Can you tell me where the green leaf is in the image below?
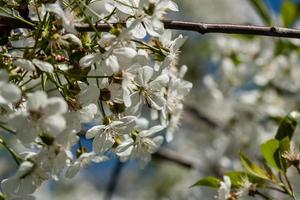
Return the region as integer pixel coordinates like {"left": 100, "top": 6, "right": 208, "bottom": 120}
{"left": 260, "top": 139, "right": 281, "bottom": 171}
{"left": 248, "top": 0, "right": 272, "bottom": 25}
{"left": 281, "top": 0, "right": 300, "bottom": 27}
{"left": 225, "top": 171, "right": 247, "bottom": 188}
{"left": 190, "top": 176, "right": 221, "bottom": 188}
{"left": 225, "top": 171, "right": 266, "bottom": 188}
{"left": 279, "top": 137, "right": 291, "bottom": 169}
{"left": 261, "top": 137, "right": 291, "bottom": 172}
{"left": 275, "top": 111, "right": 299, "bottom": 141}
{"left": 240, "top": 152, "right": 270, "bottom": 180}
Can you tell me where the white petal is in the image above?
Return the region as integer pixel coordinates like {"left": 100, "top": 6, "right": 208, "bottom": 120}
{"left": 150, "top": 74, "right": 169, "bottom": 89}
{"left": 0, "top": 83, "right": 21, "bottom": 104}
{"left": 27, "top": 91, "right": 48, "bottom": 111}
{"left": 105, "top": 55, "right": 119, "bottom": 73}
{"left": 32, "top": 59, "right": 53, "bottom": 73}
{"left": 79, "top": 84, "right": 100, "bottom": 104}
{"left": 144, "top": 19, "right": 163, "bottom": 37}
{"left": 14, "top": 59, "right": 35, "bottom": 71}
{"left": 79, "top": 104, "right": 98, "bottom": 123}
{"left": 86, "top": 125, "right": 104, "bottom": 139}
{"left": 65, "top": 162, "right": 81, "bottom": 178}
{"left": 61, "top": 34, "right": 82, "bottom": 47}
{"left": 11, "top": 115, "right": 37, "bottom": 143}
{"left": 114, "top": 47, "right": 137, "bottom": 65}
{"left": 147, "top": 93, "right": 165, "bottom": 110}
{"left": 159, "top": 0, "right": 178, "bottom": 12}
{"left": 45, "top": 1, "right": 63, "bottom": 14}
{"left": 116, "top": 138, "right": 134, "bottom": 158}
{"left": 129, "top": 21, "right": 147, "bottom": 39}
{"left": 41, "top": 115, "right": 66, "bottom": 135}
{"left": 91, "top": 155, "right": 109, "bottom": 163}
{"left": 179, "top": 65, "right": 188, "bottom": 78}
{"left": 18, "top": 177, "right": 36, "bottom": 195}
{"left": 93, "top": 132, "right": 114, "bottom": 154}
{"left": 79, "top": 53, "right": 99, "bottom": 68}
{"left": 141, "top": 125, "right": 165, "bottom": 137}
{"left": 46, "top": 97, "right": 68, "bottom": 115}
{"left": 138, "top": 66, "right": 153, "bottom": 86}
{"left": 1, "top": 177, "right": 18, "bottom": 194}
{"left": 172, "top": 35, "right": 187, "bottom": 51}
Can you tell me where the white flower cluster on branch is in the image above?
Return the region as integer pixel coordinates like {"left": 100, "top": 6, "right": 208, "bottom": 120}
{"left": 0, "top": 0, "right": 192, "bottom": 198}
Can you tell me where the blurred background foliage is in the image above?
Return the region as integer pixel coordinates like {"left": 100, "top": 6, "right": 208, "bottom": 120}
{"left": 3, "top": 0, "right": 300, "bottom": 199}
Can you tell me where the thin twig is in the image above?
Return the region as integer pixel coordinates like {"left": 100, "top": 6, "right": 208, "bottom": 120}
{"left": 255, "top": 191, "right": 272, "bottom": 200}
{"left": 0, "top": 136, "right": 22, "bottom": 165}
{"left": 77, "top": 20, "right": 300, "bottom": 39}
{"left": 104, "top": 160, "right": 124, "bottom": 200}
{"left": 3, "top": 14, "right": 300, "bottom": 39}
{"left": 266, "top": 186, "right": 287, "bottom": 195}
{"left": 283, "top": 173, "right": 295, "bottom": 199}
{"left": 184, "top": 104, "right": 219, "bottom": 129}
{"left": 153, "top": 147, "right": 198, "bottom": 169}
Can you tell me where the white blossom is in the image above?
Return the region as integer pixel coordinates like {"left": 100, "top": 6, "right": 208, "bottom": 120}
{"left": 217, "top": 176, "right": 232, "bottom": 200}
{"left": 86, "top": 116, "right": 136, "bottom": 154}
{"left": 130, "top": 66, "right": 169, "bottom": 114}
{"left": 65, "top": 152, "right": 108, "bottom": 178}
{"left": 116, "top": 124, "right": 165, "bottom": 167}
{"left": 9, "top": 91, "right": 67, "bottom": 143}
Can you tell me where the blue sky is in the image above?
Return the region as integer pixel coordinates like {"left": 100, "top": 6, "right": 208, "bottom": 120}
{"left": 265, "top": 0, "right": 281, "bottom": 12}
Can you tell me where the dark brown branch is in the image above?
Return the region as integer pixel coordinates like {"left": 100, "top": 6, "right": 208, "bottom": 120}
{"left": 78, "top": 130, "right": 199, "bottom": 169}
{"left": 2, "top": 14, "right": 300, "bottom": 39}
{"left": 154, "top": 147, "right": 199, "bottom": 169}
{"left": 184, "top": 104, "right": 219, "bottom": 129}
{"left": 104, "top": 160, "right": 124, "bottom": 200}
{"left": 77, "top": 20, "right": 300, "bottom": 39}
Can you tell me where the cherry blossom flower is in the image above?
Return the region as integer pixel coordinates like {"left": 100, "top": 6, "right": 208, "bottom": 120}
{"left": 86, "top": 116, "right": 136, "bottom": 154}
{"left": 9, "top": 91, "right": 67, "bottom": 143}
{"left": 1, "top": 160, "right": 48, "bottom": 198}
{"left": 130, "top": 66, "right": 169, "bottom": 114}
{"left": 116, "top": 124, "right": 165, "bottom": 167}
{"left": 217, "top": 176, "right": 232, "bottom": 200}
{"left": 65, "top": 152, "right": 108, "bottom": 178}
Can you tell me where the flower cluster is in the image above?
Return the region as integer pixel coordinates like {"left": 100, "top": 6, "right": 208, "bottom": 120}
{"left": 0, "top": 0, "right": 192, "bottom": 198}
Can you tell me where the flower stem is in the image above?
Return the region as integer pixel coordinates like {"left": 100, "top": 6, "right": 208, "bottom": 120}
{"left": 0, "top": 123, "right": 16, "bottom": 135}
{"left": 283, "top": 173, "right": 296, "bottom": 199}
{"left": 0, "top": 136, "right": 22, "bottom": 165}
{"left": 255, "top": 191, "right": 272, "bottom": 200}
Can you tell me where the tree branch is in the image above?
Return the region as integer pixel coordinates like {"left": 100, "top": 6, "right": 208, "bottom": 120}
{"left": 2, "top": 14, "right": 300, "bottom": 39}
{"left": 78, "top": 20, "right": 300, "bottom": 39}
{"left": 104, "top": 160, "right": 124, "bottom": 200}
{"left": 153, "top": 147, "right": 199, "bottom": 169}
